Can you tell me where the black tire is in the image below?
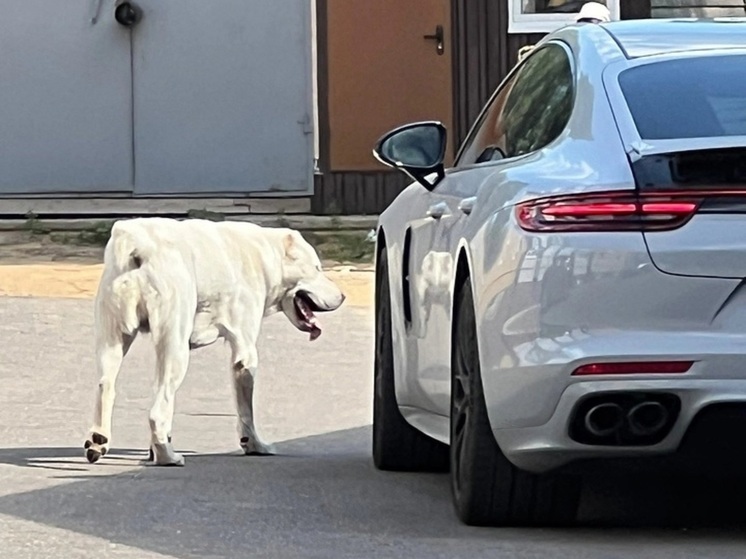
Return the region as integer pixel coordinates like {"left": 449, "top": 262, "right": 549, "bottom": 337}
{"left": 450, "top": 280, "right": 581, "bottom": 526}
{"left": 373, "top": 249, "right": 449, "bottom": 472}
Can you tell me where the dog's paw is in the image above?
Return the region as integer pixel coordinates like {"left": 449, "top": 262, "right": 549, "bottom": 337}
{"left": 146, "top": 442, "right": 185, "bottom": 467}
{"left": 145, "top": 453, "right": 185, "bottom": 467}
{"left": 147, "top": 435, "right": 172, "bottom": 462}
{"left": 84, "top": 433, "right": 109, "bottom": 464}
{"left": 240, "top": 437, "right": 276, "bottom": 456}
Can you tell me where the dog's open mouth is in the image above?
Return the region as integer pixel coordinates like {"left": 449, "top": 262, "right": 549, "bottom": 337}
{"left": 294, "top": 291, "right": 322, "bottom": 341}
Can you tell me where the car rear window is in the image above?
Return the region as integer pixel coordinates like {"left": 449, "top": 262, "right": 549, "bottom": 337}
{"left": 618, "top": 54, "right": 746, "bottom": 140}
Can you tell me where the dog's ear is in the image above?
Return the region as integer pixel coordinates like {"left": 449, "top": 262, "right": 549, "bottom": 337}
{"left": 283, "top": 232, "right": 301, "bottom": 261}
{"left": 283, "top": 233, "right": 294, "bottom": 253}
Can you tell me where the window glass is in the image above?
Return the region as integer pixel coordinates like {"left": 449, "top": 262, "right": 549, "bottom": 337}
{"left": 619, "top": 55, "right": 746, "bottom": 140}
{"left": 521, "top": 0, "right": 586, "bottom": 14}
{"left": 457, "top": 44, "right": 574, "bottom": 167}
{"left": 457, "top": 78, "right": 516, "bottom": 166}
{"left": 501, "top": 44, "right": 574, "bottom": 157}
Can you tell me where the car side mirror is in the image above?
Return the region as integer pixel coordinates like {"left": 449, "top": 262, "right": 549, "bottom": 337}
{"left": 373, "top": 121, "right": 447, "bottom": 191}
{"left": 475, "top": 145, "right": 506, "bottom": 164}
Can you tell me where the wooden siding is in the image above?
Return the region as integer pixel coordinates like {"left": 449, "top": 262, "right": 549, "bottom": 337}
{"left": 651, "top": 0, "right": 745, "bottom": 18}
{"left": 622, "top": 0, "right": 653, "bottom": 18}
{"left": 311, "top": 172, "right": 411, "bottom": 215}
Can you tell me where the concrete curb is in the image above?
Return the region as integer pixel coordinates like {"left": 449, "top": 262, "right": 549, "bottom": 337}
{"left": 0, "top": 214, "right": 379, "bottom": 233}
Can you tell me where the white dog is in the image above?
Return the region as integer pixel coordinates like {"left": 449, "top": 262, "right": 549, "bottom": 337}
{"left": 84, "top": 218, "right": 345, "bottom": 466}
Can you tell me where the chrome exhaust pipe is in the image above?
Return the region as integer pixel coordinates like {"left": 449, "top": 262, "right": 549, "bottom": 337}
{"left": 584, "top": 402, "right": 624, "bottom": 437}
{"left": 627, "top": 401, "right": 669, "bottom": 437}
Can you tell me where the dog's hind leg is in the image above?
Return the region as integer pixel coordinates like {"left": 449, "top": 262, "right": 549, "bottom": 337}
{"left": 85, "top": 303, "right": 135, "bottom": 464}
{"left": 146, "top": 299, "right": 192, "bottom": 467}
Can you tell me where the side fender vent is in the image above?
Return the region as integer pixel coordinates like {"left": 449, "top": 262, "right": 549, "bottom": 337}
{"left": 402, "top": 230, "right": 413, "bottom": 328}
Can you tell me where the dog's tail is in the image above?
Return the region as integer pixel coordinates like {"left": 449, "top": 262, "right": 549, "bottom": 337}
{"left": 109, "top": 220, "right": 155, "bottom": 274}
{"left": 101, "top": 221, "right": 157, "bottom": 335}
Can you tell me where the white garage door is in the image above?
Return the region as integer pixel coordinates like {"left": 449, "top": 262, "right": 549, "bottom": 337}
{"left": 0, "top": 1, "right": 314, "bottom": 196}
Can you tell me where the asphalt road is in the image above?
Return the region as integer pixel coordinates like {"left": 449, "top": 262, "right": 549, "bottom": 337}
{"left": 2, "top": 296, "right": 746, "bottom": 558}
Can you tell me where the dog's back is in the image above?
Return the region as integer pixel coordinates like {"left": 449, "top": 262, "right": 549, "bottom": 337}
{"left": 97, "top": 218, "right": 273, "bottom": 336}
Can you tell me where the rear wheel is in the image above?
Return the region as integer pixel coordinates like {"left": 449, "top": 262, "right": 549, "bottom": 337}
{"left": 450, "top": 280, "right": 581, "bottom": 526}
{"left": 373, "top": 249, "right": 448, "bottom": 472}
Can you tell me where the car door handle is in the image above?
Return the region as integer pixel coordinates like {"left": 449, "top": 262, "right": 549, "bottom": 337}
{"left": 458, "top": 197, "right": 477, "bottom": 215}
{"left": 426, "top": 202, "right": 448, "bottom": 220}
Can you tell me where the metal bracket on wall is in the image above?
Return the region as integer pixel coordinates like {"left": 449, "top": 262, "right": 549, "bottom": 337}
{"left": 114, "top": 1, "right": 143, "bottom": 27}
{"left": 298, "top": 114, "right": 314, "bottom": 135}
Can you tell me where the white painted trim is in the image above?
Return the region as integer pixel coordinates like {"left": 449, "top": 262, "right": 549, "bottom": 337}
{"left": 507, "top": 0, "right": 620, "bottom": 33}
{"left": 311, "top": 0, "right": 320, "bottom": 172}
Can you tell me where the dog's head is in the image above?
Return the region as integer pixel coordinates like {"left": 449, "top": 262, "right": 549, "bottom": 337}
{"left": 275, "top": 230, "right": 345, "bottom": 341}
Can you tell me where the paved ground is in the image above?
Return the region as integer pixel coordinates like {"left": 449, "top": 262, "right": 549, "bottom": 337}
{"left": 2, "top": 265, "right": 746, "bottom": 558}
{"left": 0, "top": 263, "right": 373, "bottom": 306}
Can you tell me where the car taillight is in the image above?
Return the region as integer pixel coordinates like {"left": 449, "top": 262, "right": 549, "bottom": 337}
{"left": 516, "top": 192, "right": 700, "bottom": 232}
{"left": 572, "top": 361, "right": 694, "bottom": 376}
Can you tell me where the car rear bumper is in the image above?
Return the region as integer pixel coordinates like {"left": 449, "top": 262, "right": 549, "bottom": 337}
{"left": 493, "top": 377, "right": 746, "bottom": 473}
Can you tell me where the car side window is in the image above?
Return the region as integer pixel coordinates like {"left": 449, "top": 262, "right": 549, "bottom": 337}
{"left": 457, "top": 43, "right": 574, "bottom": 167}
{"left": 457, "top": 75, "right": 517, "bottom": 167}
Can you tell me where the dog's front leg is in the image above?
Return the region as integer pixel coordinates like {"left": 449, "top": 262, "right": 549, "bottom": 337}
{"left": 231, "top": 343, "right": 275, "bottom": 456}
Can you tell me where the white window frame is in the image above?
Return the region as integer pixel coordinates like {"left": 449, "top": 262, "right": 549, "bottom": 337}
{"left": 508, "top": 0, "right": 620, "bottom": 34}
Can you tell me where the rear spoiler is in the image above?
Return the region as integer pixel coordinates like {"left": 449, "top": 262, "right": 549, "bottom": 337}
{"left": 627, "top": 136, "right": 746, "bottom": 162}
{"left": 631, "top": 146, "right": 746, "bottom": 191}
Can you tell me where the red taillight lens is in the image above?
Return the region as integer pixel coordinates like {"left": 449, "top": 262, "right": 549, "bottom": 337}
{"left": 640, "top": 202, "right": 699, "bottom": 214}
{"left": 572, "top": 361, "right": 694, "bottom": 376}
{"left": 541, "top": 202, "right": 637, "bottom": 217}
{"left": 516, "top": 192, "right": 699, "bottom": 232}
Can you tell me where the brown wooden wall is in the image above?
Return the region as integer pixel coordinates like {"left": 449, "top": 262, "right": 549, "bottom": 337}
{"left": 325, "top": 0, "right": 453, "bottom": 172}
{"left": 313, "top": 0, "right": 395, "bottom": 214}
{"left": 313, "top": 0, "right": 653, "bottom": 215}
{"left": 313, "top": 0, "right": 424, "bottom": 215}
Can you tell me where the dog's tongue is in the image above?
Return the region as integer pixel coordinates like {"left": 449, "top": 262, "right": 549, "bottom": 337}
{"left": 296, "top": 295, "right": 322, "bottom": 341}
{"left": 309, "top": 325, "right": 321, "bottom": 341}
{"left": 308, "top": 316, "right": 322, "bottom": 341}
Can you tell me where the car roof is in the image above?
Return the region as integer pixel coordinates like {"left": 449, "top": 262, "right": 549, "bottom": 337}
{"left": 599, "top": 18, "right": 746, "bottom": 59}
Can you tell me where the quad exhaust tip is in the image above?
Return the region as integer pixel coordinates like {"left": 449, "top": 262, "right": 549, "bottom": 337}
{"left": 627, "top": 401, "right": 669, "bottom": 437}
{"left": 584, "top": 402, "right": 624, "bottom": 438}
{"left": 572, "top": 392, "right": 680, "bottom": 445}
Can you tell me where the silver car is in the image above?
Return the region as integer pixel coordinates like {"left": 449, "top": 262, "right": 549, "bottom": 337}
{"left": 371, "top": 18, "right": 746, "bottom": 527}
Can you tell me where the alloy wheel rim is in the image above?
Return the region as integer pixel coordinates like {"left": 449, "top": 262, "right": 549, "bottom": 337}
{"left": 452, "top": 304, "right": 474, "bottom": 495}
